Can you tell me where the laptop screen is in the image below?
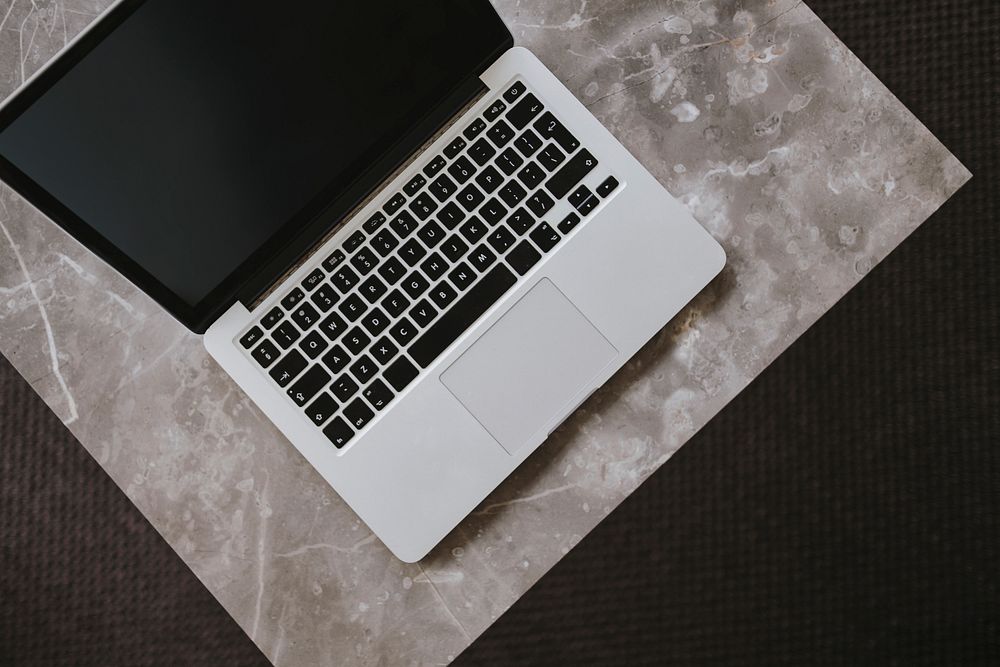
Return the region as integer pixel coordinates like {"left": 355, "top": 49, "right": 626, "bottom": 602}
{"left": 0, "top": 0, "right": 509, "bottom": 320}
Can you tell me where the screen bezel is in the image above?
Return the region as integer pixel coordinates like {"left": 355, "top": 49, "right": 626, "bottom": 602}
{"left": 0, "top": 0, "right": 512, "bottom": 333}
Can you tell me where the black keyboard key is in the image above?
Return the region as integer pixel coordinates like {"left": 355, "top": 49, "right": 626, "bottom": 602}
{"left": 322, "top": 344, "right": 350, "bottom": 374}
{"left": 331, "top": 375, "right": 360, "bottom": 402}
{"left": 503, "top": 80, "right": 526, "bottom": 103}
{"left": 378, "top": 256, "right": 407, "bottom": 285}
{"left": 319, "top": 312, "right": 348, "bottom": 341}
{"left": 301, "top": 268, "right": 325, "bottom": 292}
{"left": 291, "top": 302, "right": 320, "bottom": 330}
{"left": 460, "top": 216, "right": 488, "bottom": 244}
{"left": 481, "top": 198, "right": 508, "bottom": 225}
{"left": 240, "top": 326, "right": 263, "bottom": 349}
{"left": 456, "top": 183, "right": 485, "bottom": 212}
{"left": 469, "top": 138, "right": 497, "bottom": 166}
{"left": 447, "top": 155, "right": 476, "bottom": 185}
{"left": 359, "top": 275, "right": 387, "bottom": 304}
{"left": 390, "top": 210, "right": 419, "bottom": 238}
{"left": 483, "top": 98, "right": 507, "bottom": 122}
{"left": 322, "top": 414, "right": 359, "bottom": 448}
{"left": 506, "top": 92, "right": 544, "bottom": 129}
{"left": 487, "top": 119, "right": 516, "bottom": 148}
{"left": 417, "top": 220, "right": 445, "bottom": 248}
{"left": 361, "top": 307, "right": 390, "bottom": 337}
{"left": 496, "top": 147, "right": 524, "bottom": 175}
{"left": 299, "top": 330, "right": 329, "bottom": 359}
{"left": 463, "top": 117, "right": 487, "bottom": 140}
{"left": 281, "top": 287, "right": 305, "bottom": 310}
{"left": 363, "top": 211, "right": 387, "bottom": 234}
{"left": 526, "top": 189, "right": 555, "bottom": 217}
{"left": 530, "top": 222, "right": 561, "bottom": 253}
{"left": 305, "top": 392, "right": 338, "bottom": 427}
{"left": 469, "top": 244, "right": 498, "bottom": 272}
{"left": 381, "top": 289, "right": 410, "bottom": 317}
{"left": 344, "top": 230, "right": 366, "bottom": 254}
{"left": 506, "top": 207, "right": 534, "bottom": 235}
{"left": 514, "top": 129, "right": 543, "bottom": 157}
{"left": 269, "top": 349, "right": 307, "bottom": 386}
{"left": 402, "top": 271, "right": 430, "bottom": 299}
{"left": 383, "top": 192, "right": 406, "bottom": 216}
{"left": 273, "top": 321, "right": 301, "bottom": 349}
{"left": 436, "top": 202, "right": 466, "bottom": 229}
{"left": 475, "top": 165, "right": 503, "bottom": 193}
{"left": 371, "top": 229, "right": 399, "bottom": 257}
{"left": 389, "top": 317, "right": 418, "bottom": 346}
{"left": 251, "top": 339, "right": 280, "bottom": 368}
{"left": 288, "top": 365, "right": 331, "bottom": 407}
{"left": 343, "top": 326, "right": 371, "bottom": 355}
{"left": 428, "top": 174, "right": 457, "bottom": 202}
{"left": 338, "top": 294, "right": 368, "bottom": 322}
{"left": 370, "top": 337, "right": 399, "bottom": 365}
{"left": 344, "top": 397, "right": 375, "bottom": 430}
{"left": 423, "top": 155, "right": 447, "bottom": 178}
{"left": 322, "top": 248, "right": 346, "bottom": 272}
{"left": 538, "top": 144, "right": 566, "bottom": 171}
{"left": 572, "top": 186, "right": 597, "bottom": 212}
{"left": 449, "top": 262, "right": 477, "bottom": 291}
{"left": 409, "top": 193, "right": 438, "bottom": 220}
{"left": 404, "top": 173, "right": 427, "bottom": 197}
{"left": 517, "top": 162, "right": 546, "bottom": 190}
{"left": 534, "top": 112, "right": 580, "bottom": 153}
{"left": 441, "top": 235, "right": 469, "bottom": 262}
{"left": 363, "top": 379, "right": 394, "bottom": 411}
{"left": 410, "top": 265, "right": 517, "bottom": 368}
{"left": 498, "top": 181, "right": 528, "bottom": 208}
{"left": 260, "top": 307, "right": 283, "bottom": 330}
{"left": 331, "top": 266, "right": 359, "bottom": 294}
{"left": 409, "top": 299, "right": 438, "bottom": 327}
{"left": 399, "top": 239, "right": 427, "bottom": 267}
{"left": 350, "top": 247, "right": 378, "bottom": 275}
{"left": 384, "top": 357, "right": 419, "bottom": 392}
{"left": 569, "top": 185, "right": 593, "bottom": 208}
{"left": 323, "top": 416, "right": 354, "bottom": 449}
{"left": 577, "top": 194, "right": 599, "bottom": 216}
{"left": 420, "top": 252, "right": 448, "bottom": 281}
{"left": 444, "top": 136, "right": 466, "bottom": 159}
{"left": 350, "top": 355, "right": 378, "bottom": 385}
{"left": 429, "top": 282, "right": 458, "bottom": 310}
{"left": 299, "top": 331, "right": 330, "bottom": 359}
{"left": 507, "top": 240, "right": 542, "bottom": 276}
{"left": 596, "top": 175, "right": 620, "bottom": 197}
{"left": 558, "top": 211, "right": 582, "bottom": 234}
{"left": 546, "top": 149, "right": 598, "bottom": 199}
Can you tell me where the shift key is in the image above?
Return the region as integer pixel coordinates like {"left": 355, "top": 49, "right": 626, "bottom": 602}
{"left": 545, "top": 149, "right": 598, "bottom": 199}
{"left": 409, "top": 265, "right": 517, "bottom": 368}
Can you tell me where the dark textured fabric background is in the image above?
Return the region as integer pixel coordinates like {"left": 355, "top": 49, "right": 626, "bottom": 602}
{"left": 2, "top": 1, "right": 997, "bottom": 665}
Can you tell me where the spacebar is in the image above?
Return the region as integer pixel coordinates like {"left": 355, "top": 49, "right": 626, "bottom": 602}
{"left": 409, "top": 265, "right": 517, "bottom": 368}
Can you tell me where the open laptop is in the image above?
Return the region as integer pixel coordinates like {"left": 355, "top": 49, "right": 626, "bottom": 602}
{"left": 0, "top": 0, "right": 725, "bottom": 562}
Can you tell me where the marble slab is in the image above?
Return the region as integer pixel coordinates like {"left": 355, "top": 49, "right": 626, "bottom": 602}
{"left": 0, "top": 1, "right": 969, "bottom": 664}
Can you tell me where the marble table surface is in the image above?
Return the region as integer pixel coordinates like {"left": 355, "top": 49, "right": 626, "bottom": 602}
{"left": 0, "top": 1, "right": 969, "bottom": 664}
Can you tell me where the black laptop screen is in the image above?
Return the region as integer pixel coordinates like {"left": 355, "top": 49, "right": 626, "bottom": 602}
{"left": 0, "top": 0, "right": 509, "bottom": 312}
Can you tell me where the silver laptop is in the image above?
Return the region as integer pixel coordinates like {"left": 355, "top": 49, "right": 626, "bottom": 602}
{"left": 0, "top": 0, "right": 725, "bottom": 561}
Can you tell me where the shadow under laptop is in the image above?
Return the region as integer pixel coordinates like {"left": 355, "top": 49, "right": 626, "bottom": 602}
{"left": 416, "top": 260, "right": 736, "bottom": 616}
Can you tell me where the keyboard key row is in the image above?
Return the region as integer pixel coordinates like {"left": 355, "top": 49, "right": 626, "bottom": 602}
{"left": 246, "top": 79, "right": 618, "bottom": 450}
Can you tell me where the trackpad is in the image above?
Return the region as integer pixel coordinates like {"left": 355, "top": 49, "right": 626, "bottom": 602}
{"left": 441, "top": 278, "right": 618, "bottom": 455}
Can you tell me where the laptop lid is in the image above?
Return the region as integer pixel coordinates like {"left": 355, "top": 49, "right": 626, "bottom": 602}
{"left": 0, "top": 0, "right": 512, "bottom": 333}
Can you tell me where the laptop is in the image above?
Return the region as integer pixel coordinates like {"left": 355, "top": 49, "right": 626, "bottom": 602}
{"left": 0, "top": 0, "right": 725, "bottom": 561}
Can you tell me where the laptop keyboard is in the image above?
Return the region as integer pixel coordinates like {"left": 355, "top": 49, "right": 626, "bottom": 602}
{"left": 238, "top": 80, "right": 621, "bottom": 450}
